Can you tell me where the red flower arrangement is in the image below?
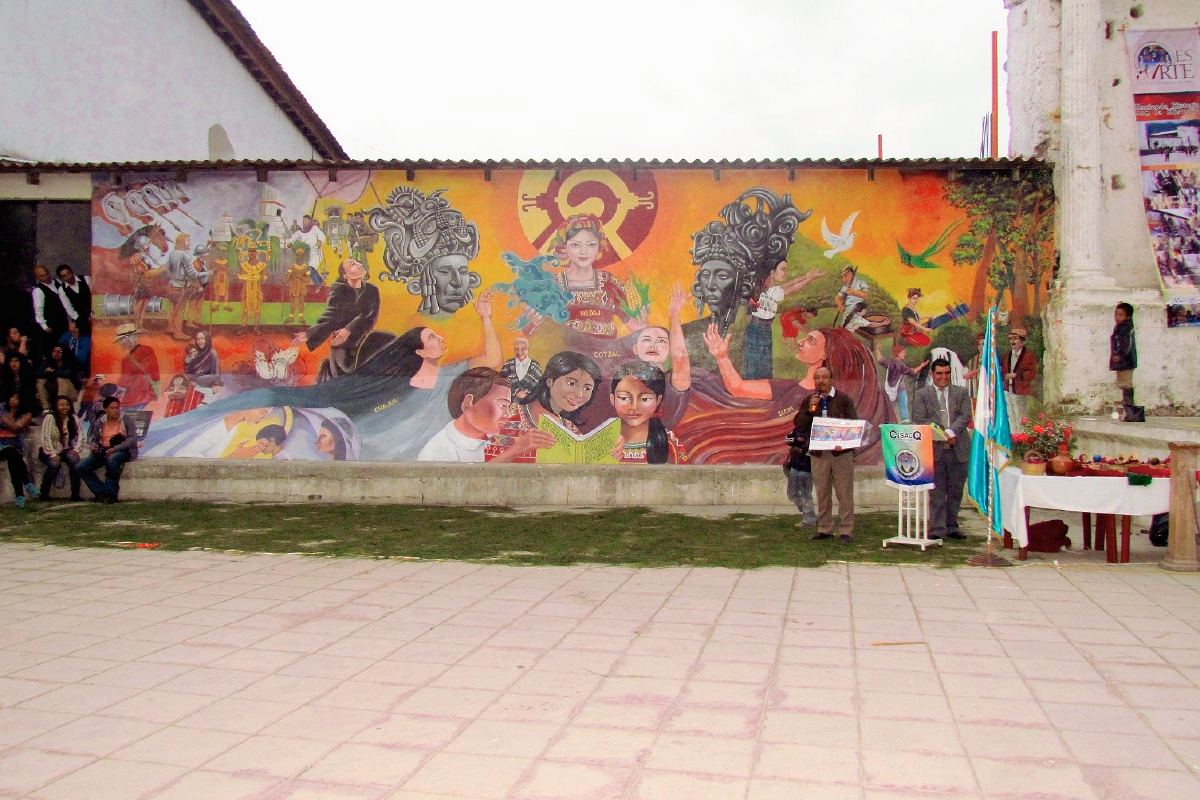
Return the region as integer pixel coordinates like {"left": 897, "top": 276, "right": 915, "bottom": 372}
{"left": 1011, "top": 413, "right": 1076, "bottom": 461}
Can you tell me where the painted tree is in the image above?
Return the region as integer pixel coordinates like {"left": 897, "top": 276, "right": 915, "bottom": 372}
{"left": 945, "top": 170, "right": 1056, "bottom": 322}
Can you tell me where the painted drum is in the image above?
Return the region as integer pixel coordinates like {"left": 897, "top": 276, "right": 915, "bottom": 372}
{"left": 99, "top": 295, "right": 165, "bottom": 316}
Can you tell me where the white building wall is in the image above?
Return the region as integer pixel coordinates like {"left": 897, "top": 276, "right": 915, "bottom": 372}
{"left": 1005, "top": 0, "right": 1200, "bottom": 415}
{"left": 0, "top": 0, "right": 318, "bottom": 165}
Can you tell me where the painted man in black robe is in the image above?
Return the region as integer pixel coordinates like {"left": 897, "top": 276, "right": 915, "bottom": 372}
{"left": 292, "top": 258, "right": 383, "bottom": 380}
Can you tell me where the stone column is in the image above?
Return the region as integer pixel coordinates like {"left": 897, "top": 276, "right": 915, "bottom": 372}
{"left": 1042, "top": 0, "right": 1121, "bottom": 412}
{"left": 1161, "top": 442, "right": 1200, "bottom": 573}
{"left": 1056, "top": 0, "right": 1107, "bottom": 288}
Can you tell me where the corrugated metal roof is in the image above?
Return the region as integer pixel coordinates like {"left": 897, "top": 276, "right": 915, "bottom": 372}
{"left": 184, "top": 0, "right": 347, "bottom": 160}
{"left": 1, "top": 156, "right": 1051, "bottom": 174}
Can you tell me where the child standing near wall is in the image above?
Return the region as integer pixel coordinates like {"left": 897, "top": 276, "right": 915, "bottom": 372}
{"left": 1110, "top": 302, "right": 1137, "bottom": 409}
{"left": 785, "top": 414, "right": 817, "bottom": 528}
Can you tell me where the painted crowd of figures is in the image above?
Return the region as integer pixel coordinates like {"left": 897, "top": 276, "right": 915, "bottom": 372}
{"left": 84, "top": 173, "right": 1037, "bottom": 467}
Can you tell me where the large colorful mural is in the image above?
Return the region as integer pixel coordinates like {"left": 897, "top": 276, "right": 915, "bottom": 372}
{"left": 87, "top": 167, "right": 1054, "bottom": 465}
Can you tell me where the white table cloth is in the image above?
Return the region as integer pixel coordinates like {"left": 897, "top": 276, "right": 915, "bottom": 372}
{"left": 998, "top": 467, "right": 1171, "bottom": 547}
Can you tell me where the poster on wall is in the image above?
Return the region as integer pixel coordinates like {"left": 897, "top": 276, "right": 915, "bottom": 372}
{"left": 1127, "top": 27, "right": 1200, "bottom": 327}
{"left": 85, "top": 166, "right": 1054, "bottom": 466}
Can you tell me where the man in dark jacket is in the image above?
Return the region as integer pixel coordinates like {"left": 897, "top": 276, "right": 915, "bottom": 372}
{"left": 78, "top": 397, "right": 140, "bottom": 503}
{"left": 292, "top": 258, "right": 380, "bottom": 378}
{"left": 1002, "top": 328, "right": 1038, "bottom": 430}
{"left": 792, "top": 365, "right": 860, "bottom": 542}
{"left": 912, "top": 358, "right": 973, "bottom": 540}
{"left": 55, "top": 265, "right": 92, "bottom": 328}
{"left": 1110, "top": 302, "right": 1137, "bottom": 408}
{"left": 32, "top": 265, "right": 69, "bottom": 359}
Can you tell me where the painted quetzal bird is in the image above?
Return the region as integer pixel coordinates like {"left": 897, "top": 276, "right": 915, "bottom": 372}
{"left": 897, "top": 221, "right": 961, "bottom": 269}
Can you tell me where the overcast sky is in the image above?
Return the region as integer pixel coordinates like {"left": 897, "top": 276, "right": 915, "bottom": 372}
{"left": 234, "top": 0, "right": 1010, "bottom": 161}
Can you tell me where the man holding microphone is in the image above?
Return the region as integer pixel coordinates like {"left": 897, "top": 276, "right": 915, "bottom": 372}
{"left": 791, "top": 365, "right": 861, "bottom": 543}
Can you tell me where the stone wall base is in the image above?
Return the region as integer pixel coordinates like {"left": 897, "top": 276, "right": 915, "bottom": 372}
{"left": 3, "top": 458, "right": 898, "bottom": 510}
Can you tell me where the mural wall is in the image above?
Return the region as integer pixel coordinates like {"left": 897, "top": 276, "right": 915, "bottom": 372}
{"left": 88, "top": 167, "right": 1054, "bottom": 466}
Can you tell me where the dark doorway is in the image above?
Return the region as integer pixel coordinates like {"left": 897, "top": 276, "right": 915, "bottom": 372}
{"left": 0, "top": 200, "right": 90, "bottom": 336}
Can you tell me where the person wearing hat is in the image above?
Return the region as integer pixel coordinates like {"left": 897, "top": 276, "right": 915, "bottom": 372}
{"left": 114, "top": 324, "right": 159, "bottom": 410}
{"left": 1002, "top": 328, "right": 1037, "bottom": 430}
{"left": 835, "top": 266, "right": 869, "bottom": 330}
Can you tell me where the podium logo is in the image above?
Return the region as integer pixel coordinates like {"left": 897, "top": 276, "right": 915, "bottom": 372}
{"left": 895, "top": 449, "right": 921, "bottom": 479}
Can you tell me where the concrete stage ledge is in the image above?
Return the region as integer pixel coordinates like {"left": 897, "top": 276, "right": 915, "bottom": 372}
{"left": 82, "top": 459, "right": 895, "bottom": 508}
{"left": 1072, "top": 416, "right": 1200, "bottom": 461}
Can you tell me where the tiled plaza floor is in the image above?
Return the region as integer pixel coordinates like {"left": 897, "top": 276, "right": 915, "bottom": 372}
{"left": 1, "top": 544, "right": 1199, "bottom": 799}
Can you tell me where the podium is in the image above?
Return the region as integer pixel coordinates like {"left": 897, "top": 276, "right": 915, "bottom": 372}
{"left": 882, "top": 483, "right": 942, "bottom": 550}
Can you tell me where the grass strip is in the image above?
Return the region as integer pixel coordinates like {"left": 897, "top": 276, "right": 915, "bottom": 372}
{"left": 0, "top": 501, "right": 982, "bottom": 569}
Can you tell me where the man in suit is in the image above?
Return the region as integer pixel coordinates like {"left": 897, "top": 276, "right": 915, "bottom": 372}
{"left": 913, "top": 357, "right": 973, "bottom": 540}
{"left": 792, "top": 365, "right": 860, "bottom": 543}
{"left": 31, "top": 264, "right": 70, "bottom": 359}
{"left": 1002, "top": 328, "right": 1037, "bottom": 431}
{"left": 500, "top": 337, "right": 542, "bottom": 400}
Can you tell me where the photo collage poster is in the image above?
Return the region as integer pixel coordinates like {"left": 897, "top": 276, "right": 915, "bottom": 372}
{"left": 1127, "top": 27, "right": 1200, "bottom": 327}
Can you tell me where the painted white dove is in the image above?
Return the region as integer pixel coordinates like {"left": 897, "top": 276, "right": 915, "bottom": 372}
{"left": 821, "top": 211, "right": 860, "bottom": 259}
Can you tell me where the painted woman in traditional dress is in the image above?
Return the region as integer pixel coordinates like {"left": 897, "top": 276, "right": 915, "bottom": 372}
{"left": 524, "top": 214, "right": 647, "bottom": 340}
{"left": 487, "top": 351, "right": 603, "bottom": 463}
{"left": 609, "top": 361, "right": 686, "bottom": 465}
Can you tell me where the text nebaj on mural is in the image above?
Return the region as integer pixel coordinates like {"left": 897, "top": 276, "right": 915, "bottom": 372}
{"left": 83, "top": 163, "right": 1053, "bottom": 469}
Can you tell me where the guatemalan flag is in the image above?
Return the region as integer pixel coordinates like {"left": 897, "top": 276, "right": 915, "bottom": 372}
{"left": 968, "top": 309, "right": 1012, "bottom": 536}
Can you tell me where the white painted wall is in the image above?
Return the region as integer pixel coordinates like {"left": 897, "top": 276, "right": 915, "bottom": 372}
{"left": 1005, "top": 0, "right": 1200, "bottom": 416}
{"left": 0, "top": 0, "right": 318, "bottom": 165}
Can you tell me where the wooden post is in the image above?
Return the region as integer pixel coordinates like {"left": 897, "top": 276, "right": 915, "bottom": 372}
{"left": 991, "top": 31, "right": 1000, "bottom": 159}
{"left": 1100, "top": 514, "right": 1117, "bottom": 564}
{"left": 1161, "top": 442, "right": 1200, "bottom": 572}
{"left": 1120, "top": 515, "right": 1131, "bottom": 564}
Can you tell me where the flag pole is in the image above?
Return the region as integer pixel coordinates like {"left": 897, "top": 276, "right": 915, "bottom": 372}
{"left": 968, "top": 307, "right": 1013, "bottom": 567}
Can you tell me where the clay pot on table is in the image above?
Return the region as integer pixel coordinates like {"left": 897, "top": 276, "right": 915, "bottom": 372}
{"left": 1049, "top": 451, "right": 1075, "bottom": 476}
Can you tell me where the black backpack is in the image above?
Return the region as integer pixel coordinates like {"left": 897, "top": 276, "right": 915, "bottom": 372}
{"left": 1149, "top": 514, "right": 1169, "bottom": 547}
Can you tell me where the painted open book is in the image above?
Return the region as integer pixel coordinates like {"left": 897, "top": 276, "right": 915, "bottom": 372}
{"left": 535, "top": 415, "right": 620, "bottom": 465}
